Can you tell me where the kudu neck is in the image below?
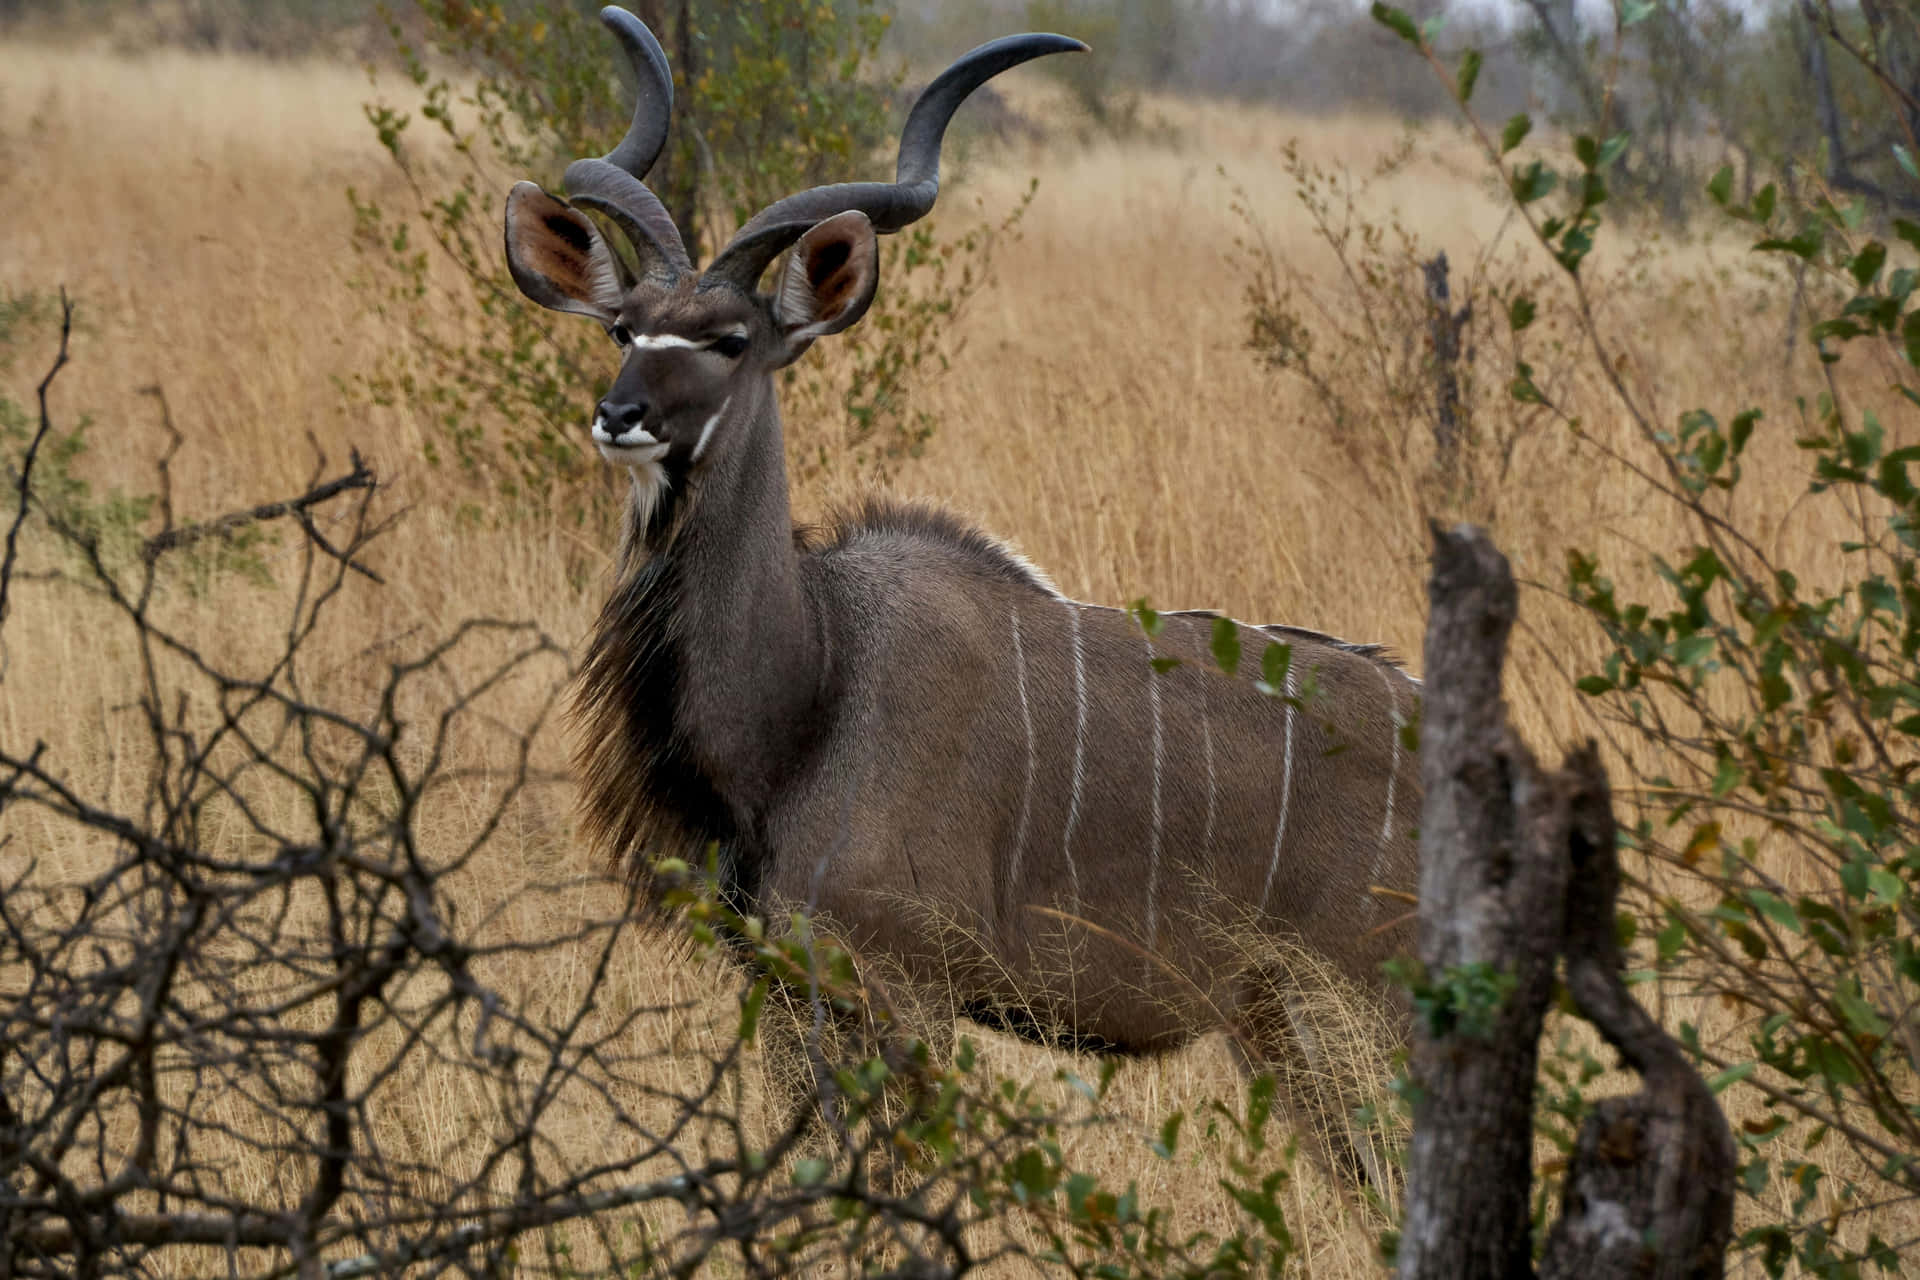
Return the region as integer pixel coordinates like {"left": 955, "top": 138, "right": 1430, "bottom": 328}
{"left": 623, "top": 383, "right": 824, "bottom": 812}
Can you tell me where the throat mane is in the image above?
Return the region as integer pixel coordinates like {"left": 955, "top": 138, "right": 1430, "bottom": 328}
{"left": 571, "top": 528, "right": 743, "bottom": 905}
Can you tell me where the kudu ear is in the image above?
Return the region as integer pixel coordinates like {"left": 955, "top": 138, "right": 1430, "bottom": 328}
{"left": 503, "top": 181, "right": 627, "bottom": 323}
{"left": 771, "top": 211, "right": 879, "bottom": 365}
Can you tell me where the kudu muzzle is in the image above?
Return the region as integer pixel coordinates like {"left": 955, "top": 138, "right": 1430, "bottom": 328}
{"left": 595, "top": 358, "right": 654, "bottom": 449}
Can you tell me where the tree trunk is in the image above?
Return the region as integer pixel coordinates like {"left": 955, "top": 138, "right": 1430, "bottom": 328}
{"left": 1397, "top": 524, "right": 1736, "bottom": 1280}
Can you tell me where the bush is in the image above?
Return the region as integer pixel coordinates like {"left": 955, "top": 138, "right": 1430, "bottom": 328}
{"left": 1303, "top": 8, "right": 1920, "bottom": 1272}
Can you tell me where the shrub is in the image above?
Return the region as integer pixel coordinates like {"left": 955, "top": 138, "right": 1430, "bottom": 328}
{"left": 1343, "top": 7, "right": 1920, "bottom": 1271}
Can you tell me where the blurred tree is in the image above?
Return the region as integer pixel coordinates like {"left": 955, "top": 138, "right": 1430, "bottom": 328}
{"left": 1516, "top": 0, "right": 1920, "bottom": 221}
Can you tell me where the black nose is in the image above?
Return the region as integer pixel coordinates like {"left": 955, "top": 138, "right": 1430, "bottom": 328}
{"left": 598, "top": 399, "right": 648, "bottom": 432}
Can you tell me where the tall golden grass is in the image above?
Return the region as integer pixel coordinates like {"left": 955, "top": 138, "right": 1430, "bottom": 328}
{"left": 0, "top": 36, "right": 1910, "bottom": 1275}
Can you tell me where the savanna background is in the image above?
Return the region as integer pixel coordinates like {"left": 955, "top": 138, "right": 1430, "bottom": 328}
{"left": 1, "top": 0, "right": 1916, "bottom": 1274}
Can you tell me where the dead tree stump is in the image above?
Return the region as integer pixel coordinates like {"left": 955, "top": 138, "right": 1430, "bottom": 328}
{"left": 1397, "top": 524, "right": 1735, "bottom": 1280}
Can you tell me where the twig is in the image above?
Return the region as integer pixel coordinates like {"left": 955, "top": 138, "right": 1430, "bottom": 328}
{"left": 0, "top": 289, "right": 73, "bottom": 637}
{"left": 141, "top": 452, "right": 381, "bottom": 582}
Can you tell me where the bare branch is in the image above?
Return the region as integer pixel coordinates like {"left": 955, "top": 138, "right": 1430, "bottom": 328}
{"left": 0, "top": 288, "right": 72, "bottom": 638}
{"left": 140, "top": 453, "right": 380, "bottom": 581}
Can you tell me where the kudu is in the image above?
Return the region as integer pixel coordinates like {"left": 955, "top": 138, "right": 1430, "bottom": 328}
{"left": 504, "top": 6, "right": 1422, "bottom": 1184}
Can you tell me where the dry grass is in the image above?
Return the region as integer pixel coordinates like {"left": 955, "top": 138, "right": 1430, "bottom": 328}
{"left": 1, "top": 36, "right": 1913, "bottom": 1276}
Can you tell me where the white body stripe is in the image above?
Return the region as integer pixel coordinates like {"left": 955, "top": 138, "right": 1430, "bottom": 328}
{"left": 1201, "top": 707, "right": 1216, "bottom": 857}
{"left": 1143, "top": 634, "right": 1165, "bottom": 972}
{"left": 1008, "top": 607, "right": 1037, "bottom": 910}
{"left": 1061, "top": 603, "right": 1087, "bottom": 908}
{"left": 1258, "top": 661, "right": 1298, "bottom": 915}
{"left": 1370, "top": 666, "right": 1404, "bottom": 913}
{"left": 1193, "top": 612, "right": 1219, "bottom": 859}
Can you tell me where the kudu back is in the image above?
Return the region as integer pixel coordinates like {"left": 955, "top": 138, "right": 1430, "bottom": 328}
{"left": 504, "top": 5, "right": 1422, "bottom": 1181}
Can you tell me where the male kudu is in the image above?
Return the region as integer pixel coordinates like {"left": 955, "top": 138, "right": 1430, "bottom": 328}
{"left": 503, "top": 6, "right": 1422, "bottom": 1185}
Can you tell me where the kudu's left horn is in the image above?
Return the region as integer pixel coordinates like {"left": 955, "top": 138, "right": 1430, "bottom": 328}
{"left": 564, "top": 5, "right": 692, "bottom": 280}
{"left": 702, "top": 31, "right": 1087, "bottom": 293}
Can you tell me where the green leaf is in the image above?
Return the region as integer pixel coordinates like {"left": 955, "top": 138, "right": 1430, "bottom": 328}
{"left": 1755, "top": 226, "right": 1824, "bottom": 260}
{"left": 1211, "top": 616, "right": 1241, "bottom": 675}
{"left": 1897, "top": 218, "right": 1920, "bottom": 257}
{"left": 1656, "top": 915, "right": 1688, "bottom": 964}
{"left": 1711, "top": 754, "right": 1744, "bottom": 798}
{"left": 1730, "top": 409, "right": 1758, "bottom": 457}
{"left": 1622, "top": 0, "right": 1658, "bottom": 25}
{"left": 1835, "top": 976, "right": 1890, "bottom": 1037}
{"left": 1849, "top": 240, "right": 1888, "bottom": 288}
{"left": 1595, "top": 131, "right": 1630, "bottom": 170}
{"left": 1151, "top": 1110, "right": 1184, "bottom": 1160}
{"left": 738, "top": 977, "right": 769, "bottom": 1042}
{"left": 1456, "top": 48, "right": 1482, "bottom": 103}
{"left": 1508, "top": 295, "right": 1537, "bottom": 332}
{"left": 1745, "top": 889, "right": 1803, "bottom": 936}
{"left": 1149, "top": 656, "right": 1182, "bottom": 674}
{"left": 1511, "top": 161, "right": 1557, "bottom": 204}
{"left": 1510, "top": 363, "right": 1544, "bottom": 404}
{"left": 1902, "top": 311, "right": 1920, "bottom": 369}
{"left": 1752, "top": 183, "right": 1776, "bottom": 222}
{"left": 1370, "top": 2, "right": 1421, "bottom": 44}
{"left": 1897, "top": 143, "right": 1920, "bottom": 181}
{"left": 1707, "top": 1061, "right": 1757, "bottom": 1094}
{"left": 1256, "top": 641, "right": 1293, "bottom": 697}
{"left": 1500, "top": 113, "right": 1532, "bottom": 156}
{"left": 1707, "top": 164, "right": 1733, "bottom": 207}
{"left": 1672, "top": 633, "right": 1716, "bottom": 667}
{"left": 1867, "top": 866, "right": 1904, "bottom": 905}
{"left": 1575, "top": 674, "right": 1614, "bottom": 696}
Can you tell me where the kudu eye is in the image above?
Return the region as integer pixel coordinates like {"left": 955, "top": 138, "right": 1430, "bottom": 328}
{"left": 609, "top": 323, "right": 633, "bottom": 348}
{"left": 710, "top": 333, "right": 749, "bottom": 359}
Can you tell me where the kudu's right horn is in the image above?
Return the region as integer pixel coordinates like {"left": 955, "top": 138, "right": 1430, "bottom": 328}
{"left": 702, "top": 31, "right": 1087, "bottom": 293}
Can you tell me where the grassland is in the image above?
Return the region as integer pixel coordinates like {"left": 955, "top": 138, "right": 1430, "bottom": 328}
{"left": 0, "top": 34, "right": 1909, "bottom": 1276}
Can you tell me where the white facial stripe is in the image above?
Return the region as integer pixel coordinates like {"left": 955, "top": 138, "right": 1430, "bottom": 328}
{"left": 627, "top": 333, "right": 702, "bottom": 351}
{"left": 690, "top": 397, "right": 731, "bottom": 464}
{"left": 624, "top": 328, "right": 750, "bottom": 353}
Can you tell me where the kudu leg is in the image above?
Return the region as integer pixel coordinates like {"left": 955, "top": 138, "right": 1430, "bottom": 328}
{"left": 756, "top": 944, "right": 958, "bottom": 1198}
{"left": 1231, "top": 966, "right": 1406, "bottom": 1203}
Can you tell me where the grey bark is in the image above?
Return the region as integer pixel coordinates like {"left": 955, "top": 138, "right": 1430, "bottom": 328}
{"left": 1397, "top": 524, "right": 1735, "bottom": 1280}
